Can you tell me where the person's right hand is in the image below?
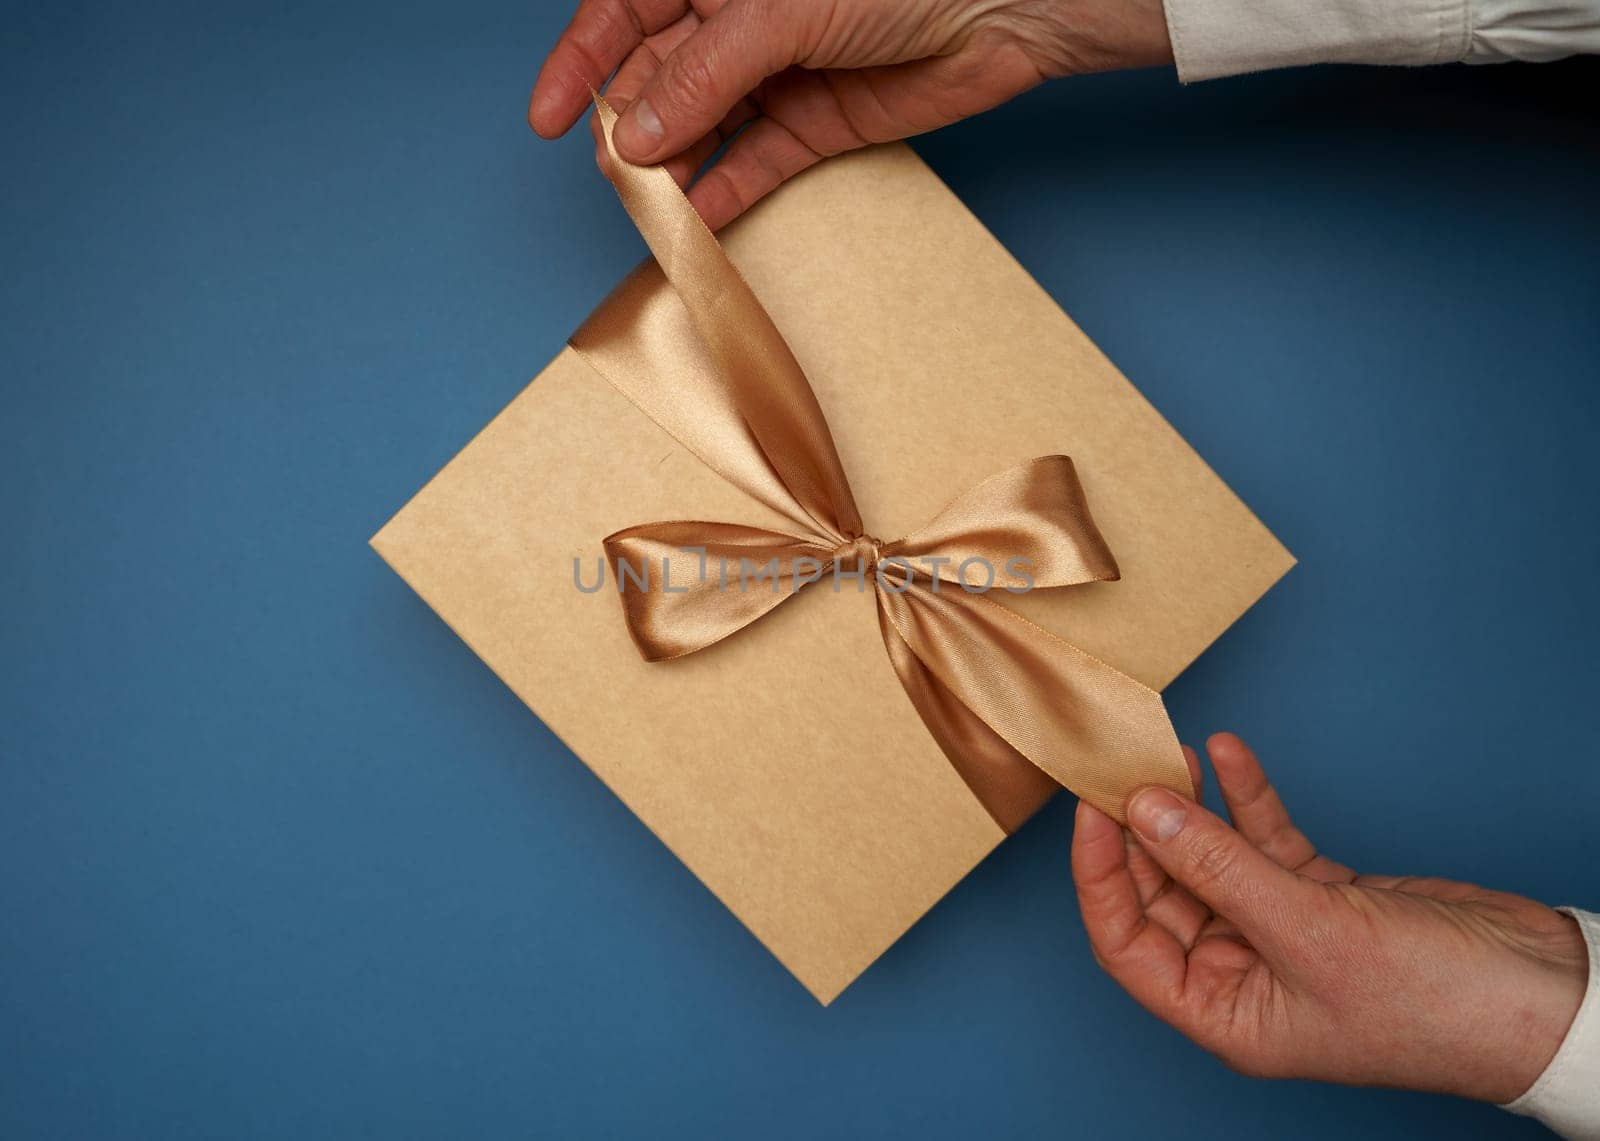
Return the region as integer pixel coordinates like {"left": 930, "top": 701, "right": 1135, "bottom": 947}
{"left": 1072, "top": 733, "right": 1589, "bottom": 1104}
{"left": 528, "top": 0, "right": 1174, "bottom": 229}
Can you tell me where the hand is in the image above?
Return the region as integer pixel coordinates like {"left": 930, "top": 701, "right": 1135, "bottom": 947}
{"left": 529, "top": 0, "right": 1174, "bottom": 229}
{"left": 1072, "top": 733, "right": 1589, "bottom": 1104}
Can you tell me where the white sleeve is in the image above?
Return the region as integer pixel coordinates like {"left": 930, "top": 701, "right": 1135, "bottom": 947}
{"left": 1162, "top": 0, "right": 1600, "bottom": 81}
{"left": 1502, "top": 908, "right": 1600, "bottom": 1141}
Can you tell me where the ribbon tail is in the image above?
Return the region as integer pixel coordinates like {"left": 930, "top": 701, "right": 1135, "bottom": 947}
{"left": 572, "top": 94, "right": 862, "bottom": 543}
{"left": 876, "top": 602, "right": 1060, "bottom": 833}
{"left": 877, "top": 584, "right": 1193, "bottom": 825}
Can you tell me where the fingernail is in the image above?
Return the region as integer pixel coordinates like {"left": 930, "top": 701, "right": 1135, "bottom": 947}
{"left": 1128, "top": 787, "right": 1187, "bottom": 844}
{"left": 615, "top": 98, "right": 663, "bottom": 157}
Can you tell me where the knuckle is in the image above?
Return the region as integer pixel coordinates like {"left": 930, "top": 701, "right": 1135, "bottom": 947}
{"left": 571, "top": 1, "right": 634, "bottom": 70}
{"left": 699, "top": 166, "right": 748, "bottom": 213}
{"left": 664, "top": 48, "right": 722, "bottom": 115}
{"left": 1259, "top": 819, "right": 1312, "bottom": 862}
{"left": 1184, "top": 836, "right": 1240, "bottom": 893}
{"left": 1258, "top": 819, "right": 1295, "bottom": 849}
{"left": 1233, "top": 777, "right": 1274, "bottom": 812}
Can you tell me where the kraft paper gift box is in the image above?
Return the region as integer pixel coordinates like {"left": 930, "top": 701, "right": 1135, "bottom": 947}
{"left": 372, "top": 139, "right": 1294, "bottom": 1004}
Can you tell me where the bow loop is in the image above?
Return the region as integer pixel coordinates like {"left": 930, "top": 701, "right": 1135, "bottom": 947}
{"left": 883, "top": 456, "right": 1120, "bottom": 593}
{"left": 604, "top": 521, "right": 829, "bottom": 662}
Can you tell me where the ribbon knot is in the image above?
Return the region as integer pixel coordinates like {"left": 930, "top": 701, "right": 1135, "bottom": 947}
{"left": 833, "top": 534, "right": 882, "bottom": 573}
{"left": 572, "top": 94, "right": 1192, "bottom": 832}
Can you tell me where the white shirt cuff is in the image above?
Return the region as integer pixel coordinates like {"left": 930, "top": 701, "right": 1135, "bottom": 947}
{"left": 1163, "top": 0, "right": 1471, "bottom": 81}
{"left": 1502, "top": 908, "right": 1600, "bottom": 1141}
{"left": 1468, "top": 0, "right": 1600, "bottom": 61}
{"left": 1161, "top": 0, "right": 1600, "bottom": 78}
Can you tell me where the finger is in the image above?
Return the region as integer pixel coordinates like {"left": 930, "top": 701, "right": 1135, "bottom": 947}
{"left": 1124, "top": 785, "right": 1318, "bottom": 955}
{"left": 1208, "top": 733, "right": 1356, "bottom": 883}
{"left": 597, "top": 105, "right": 720, "bottom": 189}
{"left": 1208, "top": 733, "right": 1316, "bottom": 867}
{"left": 1125, "top": 834, "right": 1211, "bottom": 949}
{"left": 591, "top": 22, "right": 721, "bottom": 188}
{"left": 1111, "top": 748, "right": 1211, "bottom": 948}
{"left": 687, "top": 117, "right": 822, "bottom": 229}
{"left": 678, "top": 43, "right": 1044, "bottom": 228}
{"left": 1071, "top": 800, "right": 1188, "bottom": 1014}
{"left": 607, "top": 9, "right": 702, "bottom": 101}
{"left": 1111, "top": 748, "right": 1206, "bottom": 946}
{"left": 530, "top": 0, "right": 688, "bottom": 138}
{"left": 612, "top": 0, "right": 818, "bottom": 163}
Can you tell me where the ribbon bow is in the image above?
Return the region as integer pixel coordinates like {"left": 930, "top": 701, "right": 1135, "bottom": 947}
{"left": 571, "top": 97, "right": 1192, "bottom": 831}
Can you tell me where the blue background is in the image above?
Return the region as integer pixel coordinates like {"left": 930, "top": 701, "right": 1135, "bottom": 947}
{"left": 4, "top": 2, "right": 1597, "bottom": 1137}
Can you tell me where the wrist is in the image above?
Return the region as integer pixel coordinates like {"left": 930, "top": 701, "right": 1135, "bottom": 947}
{"left": 1471, "top": 911, "right": 1589, "bottom": 1104}
{"left": 999, "top": 0, "right": 1174, "bottom": 77}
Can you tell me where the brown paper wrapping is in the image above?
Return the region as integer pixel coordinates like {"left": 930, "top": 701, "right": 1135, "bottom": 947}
{"left": 372, "top": 142, "right": 1294, "bottom": 1003}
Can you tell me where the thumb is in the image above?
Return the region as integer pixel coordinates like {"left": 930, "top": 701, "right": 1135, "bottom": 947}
{"left": 1125, "top": 785, "right": 1316, "bottom": 953}
{"left": 613, "top": 0, "right": 811, "bottom": 163}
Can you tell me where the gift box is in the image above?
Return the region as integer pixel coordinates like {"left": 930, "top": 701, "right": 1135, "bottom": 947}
{"left": 372, "top": 111, "right": 1293, "bottom": 1004}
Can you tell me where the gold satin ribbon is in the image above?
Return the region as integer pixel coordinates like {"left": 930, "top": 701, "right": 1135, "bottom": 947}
{"left": 570, "top": 96, "right": 1192, "bottom": 831}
